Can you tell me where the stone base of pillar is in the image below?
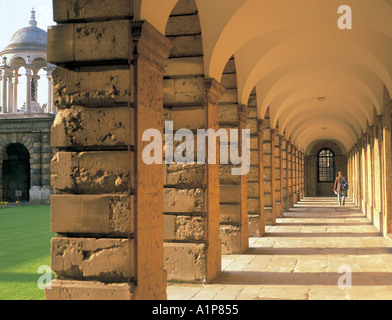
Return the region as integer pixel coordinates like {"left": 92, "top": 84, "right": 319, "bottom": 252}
{"left": 248, "top": 214, "right": 263, "bottom": 236}
{"left": 29, "top": 186, "right": 53, "bottom": 205}
{"left": 45, "top": 280, "right": 135, "bottom": 300}
{"left": 164, "top": 243, "right": 208, "bottom": 283}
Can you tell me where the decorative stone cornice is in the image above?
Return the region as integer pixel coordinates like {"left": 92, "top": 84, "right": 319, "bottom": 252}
{"left": 204, "top": 78, "right": 225, "bottom": 106}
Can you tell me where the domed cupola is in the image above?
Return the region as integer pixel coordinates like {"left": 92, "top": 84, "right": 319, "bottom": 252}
{"left": 2, "top": 9, "right": 47, "bottom": 53}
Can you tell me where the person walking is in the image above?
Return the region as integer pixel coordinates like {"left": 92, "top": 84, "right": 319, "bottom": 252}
{"left": 334, "top": 171, "right": 348, "bottom": 206}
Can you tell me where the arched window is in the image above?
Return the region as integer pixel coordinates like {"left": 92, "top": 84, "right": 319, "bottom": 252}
{"left": 318, "top": 148, "right": 334, "bottom": 182}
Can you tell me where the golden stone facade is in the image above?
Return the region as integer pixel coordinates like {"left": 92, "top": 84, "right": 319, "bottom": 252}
{"left": 45, "top": 0, "right": 392, "bottom": 300}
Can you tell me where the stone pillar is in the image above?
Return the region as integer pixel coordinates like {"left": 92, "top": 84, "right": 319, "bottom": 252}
{"left": 373, "top": 117, "right": 383, "bottom": 232}
{"left": 257, "top": 119, "right": 266, "bottom": 235}
{"left": 13, "top": 72, "right": 18, "bottom": 113}
{"left": 286, "top": 142, "right": 293, "bottom": 209}
{"left": 25, "top": 66, "right": 32, "bottom": 113}
{"left": 46, "top": 67, "right": 55, "bottom": 114}
{"left": 382, "top": 101, "right": 392, "bottom": 235}
{"left": 31, "top": 132, "right": 42, "bottom": 187}
{"left": 7, "top": 74, "right": 13, "bottom": 113}
{"left": 292, "top": 147, "right": 297, "bottom": 204}
{"left": 355, "top": 142, "right": 362, "bottom": 207}
{"left": 219, "top": 103, "right": 249, "bottom": 254}
{"left": 274, "top": 131, "right": 282, "bottom": 218}
{"left": 46, "top": 1, "right": 171, "bottom": 300}
{"left": 261, "top": 113, "right": 275, "bottom": 225}
{"left": 2, "top": 69, "right": 8, "bottom": 113}
{"left": 366, "top": 128, "right": 374, "bottom": 222}
{"left": 282, "top": 138, "right": 288, "bottom": 212}
{"left": 361, "top": 137, "right": 368, "bottom": 215}
{"left": 247, "top": 92, "right": 262, "bottom": 236}
{"left": 264, "top": 125, "right": 276, "bottom": 225}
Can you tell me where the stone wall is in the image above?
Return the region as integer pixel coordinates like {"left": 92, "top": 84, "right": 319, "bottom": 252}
{"left": 0, "top": 114, "right": 54, "bottom": 204}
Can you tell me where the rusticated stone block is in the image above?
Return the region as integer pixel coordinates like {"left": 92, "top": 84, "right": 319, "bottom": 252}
{"left": 220, "top": 204, "right": 240, "bottom": 224}
{"left": 51, "top": 194, "right": 134, "bottom": 235}
{"left": 219, "top": 104, "right": 238, "bottom": 124}
{"left": 219, "top": 165, "right": 241, "bottom": 184}
{"left": 51, "top": 151, "right": 133, "bottom": 194}
{"left": 53, "top": 0, "right": 133, "bottom": 22}
{"left": 51, "top": 237, "right": 134, "bottom": 282}
{"left": 248, "top": 198, "right": 259, "bottom": 213}
{"left": 175, "top": 216, "right": 205, "bottom": 241}
{"left": 48, "top": 20, "right": 132, "bottom": 64}
{"left": 220, "top": 225, "right": 241, "bottom": 254}
{"left": 169, "top": 35, "right": 203, "bottom": 58}
{"left": 46, "top": 280, "right": 134, "bottom": 300}
{"left": 247, "top": 167, "right": 259, "bottom": 182}
{"left": 164, "top": 215, "right": 205, "bottom": 241}
{"left": 220, "top": 185, "right": 241, "bottom": 203}
{"left": 163, "top": 77, "right": 204, "bottom": 105}
{"left": 165, "top": 15, "right": 201, "bottom": 36}
{"left": 164, "top": 107, "right": 205, "bottom": 130}
{"left": 52, "top": 67, "right": 134, "bottom": 107}
{"left": 165, "top": 163, "right": 205, "bottom": 187}
{"left": 164, "top": 57, "right": 203, "bottom": 77}
{"left": 248, "top": 214, "right": 262, "bottom": 237}
{"left": 164, "top": 243, "right": 206, "bottom": 282}
{"left": 163, "top": 188, "right": 205, "bottom": 213}
{"left": 51, "top": 106, "right": 134, "bottom": 148}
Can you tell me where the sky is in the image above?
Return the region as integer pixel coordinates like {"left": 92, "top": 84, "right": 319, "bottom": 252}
{"left": 0, "top": 0, "right": 55, "bottom": 109}
{"left": 0, "top": 0, "right": 54, "bottom": 52}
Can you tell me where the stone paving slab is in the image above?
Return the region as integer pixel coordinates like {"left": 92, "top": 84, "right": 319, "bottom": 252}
{"left": 167, "top": 197, "right": 392, "bottom": 300}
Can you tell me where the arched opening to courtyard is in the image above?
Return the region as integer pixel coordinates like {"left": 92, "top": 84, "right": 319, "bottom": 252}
{"left": 2, "top": 143, "right": 30, "bottom": 202}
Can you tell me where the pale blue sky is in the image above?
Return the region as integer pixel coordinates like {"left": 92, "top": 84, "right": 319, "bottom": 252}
{"left": 0, "top": 0, "right": 54, "bottom": 109}
{"left": 0, "top": 0, "right": 54, "bottom": 52}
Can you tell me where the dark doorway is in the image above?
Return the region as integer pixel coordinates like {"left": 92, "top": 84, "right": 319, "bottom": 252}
{"left": 2, "top": 144, "right": 30, "bottom": 201}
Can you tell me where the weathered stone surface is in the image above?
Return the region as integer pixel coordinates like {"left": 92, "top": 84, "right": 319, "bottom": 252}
{"left": 164, "top": 243, "right": 206, "bottom": 282}
{"left": 52, "top": 106, "right": 134, "bottom": 147}
{"left": 164, "top": 188, "right": 205, "bottom": 213}
{"left": 48, "top": 20, "right": 133, "bottom": 63}
{"left": 165, "top": 15, "right": 201, "bottom": 36}
{"left": 51, "top": 238, "right": 134, "bottom": 282}
{"left": 168, "top": 35, "right": 203, "bottom": 58}
{"left": 166, "top": 163, "right": 205, "bottom": 187}
{"left": 220, "top": 204, "right": 240, "bottom": 224}
{"left": 219, "top": 104, "right": 238, "bottom": 124}
{"left": 51, "top": 194, "right": 133, "bottom": 235}
{"left": 46, "top": 280, "right": 134, "bottom": 300}
{"left": 220, "top": 185, "right": 241, "bottom": 203}
{"left": 53, "top": 0, "right": 133, "bottom": 22}
{"left": 51, "top": 151, "right": 133, "bottom": 193}
{"left": 164, "top": 107, "right": 205, "bottom": 130}
{"left": 163, "top": 77, "right": 205, "bottom": 105}
{"left": 164, "top": 57, "right": 203, "bottom": 77}
{"left": 220, "top": 225, "right": 241, "bottom": 254}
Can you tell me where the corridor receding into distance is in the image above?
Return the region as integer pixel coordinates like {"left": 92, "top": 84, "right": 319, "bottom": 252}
{"left": 168, "top": 197, "right": 392, "bottom": 300}
{"left": 44, "top": 0, "right": 392, "bottom": 300}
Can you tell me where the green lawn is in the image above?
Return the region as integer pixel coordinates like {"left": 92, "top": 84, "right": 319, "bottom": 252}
{"left": 0, "top": 205, "right": 54, "bottom": 300}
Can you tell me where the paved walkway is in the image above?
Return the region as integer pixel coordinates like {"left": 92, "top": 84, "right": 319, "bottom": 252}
{"left": 167, "top": 197, "right": 392, "bottom": 300}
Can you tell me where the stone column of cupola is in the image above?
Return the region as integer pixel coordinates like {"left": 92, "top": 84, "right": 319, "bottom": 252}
{"left": 7, "top": 72, "right": 13, "bottom": 113}
{"left": 2, "top": 60, "right": 8, "bottom": 113}
{"left": 25, "top": 58, "right": 33, "bottom": 113}
{"left": 12, "top": 70, "right": 19, "bottom": 113}
{"left": 46, "top": 67, "right": 55, "bottom": 114}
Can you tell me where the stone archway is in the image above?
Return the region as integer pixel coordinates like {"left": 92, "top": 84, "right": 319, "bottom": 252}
{"left": 2, "top": 143, "right": 30, "bottom": 201}
{"left": 306, "top": 140, "right": 348, "bottom": 196}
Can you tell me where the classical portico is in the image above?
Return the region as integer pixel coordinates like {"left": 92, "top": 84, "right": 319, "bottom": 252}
{"left": 0, "top": 9, "right": 56, "bottom": 115}
{"left": 0, "top": 9, "right": 55, "bottom": 204}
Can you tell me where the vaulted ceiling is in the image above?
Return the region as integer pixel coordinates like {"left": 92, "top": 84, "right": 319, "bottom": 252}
{"left": 137, "top": 0, "right": 392, "bottom": 154}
